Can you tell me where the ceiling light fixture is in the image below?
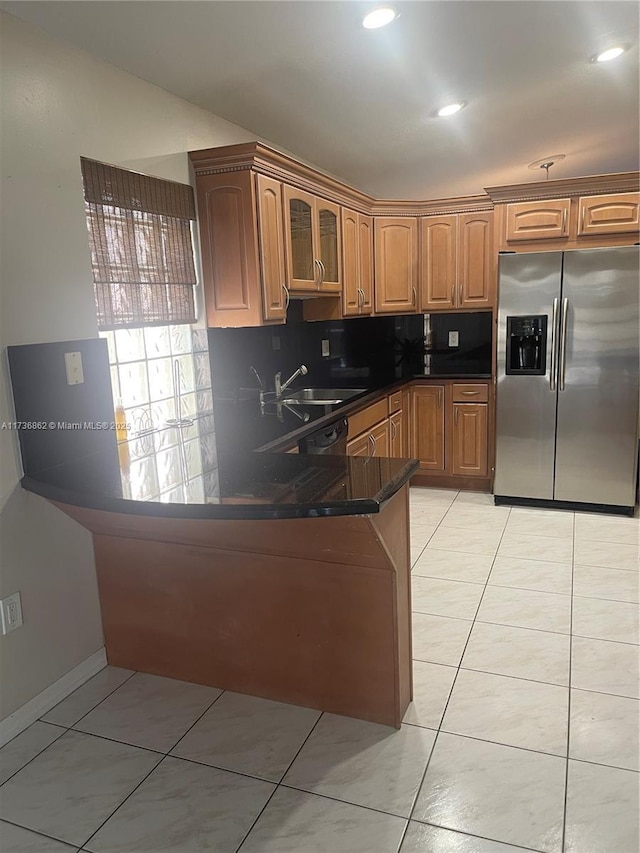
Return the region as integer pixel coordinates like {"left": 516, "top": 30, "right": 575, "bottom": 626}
{"left": 528, "top": 154, "right": 567, "bottom": 178}
{"left": 437, "top": 102, "right": 465, "bottom": 117}
{"left": 362, "top": 8, "right": 398, "bottom": 29}
{"left": 593, "top": 46, "right": 626, "bottom": 62}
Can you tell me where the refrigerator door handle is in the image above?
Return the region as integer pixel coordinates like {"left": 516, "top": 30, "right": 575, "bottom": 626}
{"left": 559, "top": 297, "right": 569, "bottom": 391}
{"left": 550, "top": 297, "right": 559, "bottom": 391}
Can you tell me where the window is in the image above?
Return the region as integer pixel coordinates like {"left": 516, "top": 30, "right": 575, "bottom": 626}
{"left": 80, "top": 157, "right": 197, "bottom": 329}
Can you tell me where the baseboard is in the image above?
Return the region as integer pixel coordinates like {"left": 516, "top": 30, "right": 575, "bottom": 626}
{"left": 0, "top": 647, "right": 107, "bottom": 746}
{"left": 410, "top": 473, "right": 492, "bottom": 491}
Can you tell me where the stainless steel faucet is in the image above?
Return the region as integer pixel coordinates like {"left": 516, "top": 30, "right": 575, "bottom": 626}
{"left": 275, "top": 364, "right": 307, "bottom": 398}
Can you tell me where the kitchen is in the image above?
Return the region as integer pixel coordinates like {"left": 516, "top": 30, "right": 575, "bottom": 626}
{"left": 1, "top": 2, "right": 639, "bottom": 852}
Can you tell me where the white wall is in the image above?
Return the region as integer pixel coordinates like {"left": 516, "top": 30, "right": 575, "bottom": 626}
{"left": 0, "top": 11, "right": 261, "bottom": 718}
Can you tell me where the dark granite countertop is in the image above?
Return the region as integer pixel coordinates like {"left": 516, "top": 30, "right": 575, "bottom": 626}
{"left": 22, "top": 447, "right": 419, "bottom": 520}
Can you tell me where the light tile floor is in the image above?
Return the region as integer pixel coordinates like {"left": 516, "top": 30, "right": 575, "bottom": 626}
{"left": 0, "top": 487, "right": 638, "bottom": 852}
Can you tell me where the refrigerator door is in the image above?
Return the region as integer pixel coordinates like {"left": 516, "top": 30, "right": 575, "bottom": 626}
{"left": 495, "top": 252, "right": 563, "bottom": 499}
{"left": 555, "top": 246, "right": 639, "bottom": 507}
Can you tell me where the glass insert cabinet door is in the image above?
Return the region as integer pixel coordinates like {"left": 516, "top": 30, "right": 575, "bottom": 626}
{"left": 283, "top": 185, "right": 341, "bottom": 292}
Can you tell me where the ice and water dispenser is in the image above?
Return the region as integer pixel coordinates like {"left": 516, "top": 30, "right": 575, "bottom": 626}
{"left": 505, "top": 316, "right": 547, "bottom": 375}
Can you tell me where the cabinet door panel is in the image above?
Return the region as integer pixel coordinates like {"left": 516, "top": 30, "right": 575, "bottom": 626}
{"left": 452, "top": 403, "right": 488, "bottom": 476}
{"left": 506, "top": 199, "right": 570, "bottom": 242}
{"left": 389, "top": 411, "right": 404, "bottom": 457}
{"left": 411, "top": 386, "right": 445, "bottom": 470}
{"left": 371, "top": 420, "right": 390, "bottom": 457}
{"left": 342, "top": 208, "right": 360, "bottom": 315}
{"left": 458, "top": 212, "right": 494, "bottom": 308}
{"left": 374, "top": 218, "right": 418, "bottom": 313}
{"left": 421, "top": 215, "right": 457, "bottom": 310}
{"left": 358, "top": 214, "right": 374, "bottom": 313}
{"left": 284, "top": 185, "right": 317, "bottom": 291}
{"left": 256, "top": 174, "right": 286, "bottom": 321}
{"left": 317, "top": 200, "right": 341, "bottom": 292}
{"left": 346, "top": 432, "right": 372, "bottom": 457}
{"left": 578, "top": 193, "right": 640, "bottom": 236}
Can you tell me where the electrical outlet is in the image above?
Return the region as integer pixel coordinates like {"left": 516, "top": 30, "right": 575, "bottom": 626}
{"left": 271, "top": 336, "right": 281, "bottom": 351}
{"left": 321, "top": 339, "right": 330, "bottom": 357}
{"left": 1, "top": 592, "right": 23, "bottom": 634}
{"left": 64, "top": 351, "right": 84, "bottom": 385}
{"left": 448, "top": 331, "right": 460, "bottom": 348}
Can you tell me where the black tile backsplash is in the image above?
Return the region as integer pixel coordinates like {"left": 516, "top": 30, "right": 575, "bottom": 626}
{"left": 426, "top": 312, "right": 493, "bottom": 375}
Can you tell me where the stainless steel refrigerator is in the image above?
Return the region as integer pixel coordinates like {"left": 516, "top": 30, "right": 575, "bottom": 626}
{"left": 494, "top": 246, "right": 639, "bottom": 514}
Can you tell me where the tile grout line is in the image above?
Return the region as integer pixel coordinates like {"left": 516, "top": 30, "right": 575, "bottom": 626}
{"left": 0, "top": 724, "right": 68, "bottom": 790}
{"left": 79, "top": 683, "right": 226, "bottom": 851}
{"left": 234, "top": 711, "right": 326, "bottom": 853}
{"left": 0, "top": 816, "right": 82, "bottom": 850}
{"left": 401, "top": 497, "right": 514, "bottom": 848}
{"left": 560, "top": 511, "right": 577, "bottom": 853}
{"left": 40, "top": 669, "right": 138, "bottom": 731}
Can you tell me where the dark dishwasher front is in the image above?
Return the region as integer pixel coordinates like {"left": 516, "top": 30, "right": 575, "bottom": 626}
{"left": 298, "top": 418, "right": 349, "bottom": 455}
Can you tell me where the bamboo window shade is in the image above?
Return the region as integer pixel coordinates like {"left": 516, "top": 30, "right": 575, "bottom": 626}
{"left": 81, "top": 158, "right": 197, "bottom": 329}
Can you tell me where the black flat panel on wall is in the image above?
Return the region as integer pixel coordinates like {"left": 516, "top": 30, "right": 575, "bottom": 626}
{"left": 7, "top": 338, "right": 119, "bottom": 476}
{"left": 427, "top": 312, "right": 492, "bottom": 375}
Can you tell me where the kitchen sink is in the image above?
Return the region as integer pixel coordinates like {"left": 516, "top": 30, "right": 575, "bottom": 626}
{"left": 281, "top": 387, "right": 367, "bottom": 405}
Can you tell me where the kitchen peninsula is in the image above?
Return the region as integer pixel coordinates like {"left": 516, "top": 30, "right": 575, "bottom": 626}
{"left": 10, "top": 338, "right": 418, "bottom": 728}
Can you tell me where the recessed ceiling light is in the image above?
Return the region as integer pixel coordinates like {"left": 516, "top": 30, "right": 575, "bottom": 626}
{"left": 362, "top": 8, "right": 398, "bottom": 29}
{"left": 593, "top": 46, "right": 626, "bottom": 62}
{"left": 437, "top": 102, "right": 465, "bottom": 117}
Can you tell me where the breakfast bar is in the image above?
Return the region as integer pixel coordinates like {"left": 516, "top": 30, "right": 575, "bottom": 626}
{"left": 23, "top": 449, "right": 418, "bottom": 728}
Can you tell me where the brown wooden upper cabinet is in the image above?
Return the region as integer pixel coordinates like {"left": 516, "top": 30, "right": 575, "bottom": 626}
{"left": 577, "top": 193, "right": 640, "bottom": 236}
{"left": 505, "top": 198, "right": 571, "bottom": 242}
{"left": 342, "top": 208, "right": 373, "bottom": 316}
{"left": 192, "top": 169, "right": 287, "bottom": 327}
{"left": 421, "top": 212, "right": 494, "bottom": 310}
{"left": 374, "top": 217, "right": 419, "bottom": 314}
{"left": 283, "top": 185, "right": 341, "bottom": 294}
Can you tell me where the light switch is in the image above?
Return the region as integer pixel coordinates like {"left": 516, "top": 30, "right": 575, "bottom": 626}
{"left": 448, "top": 331, "right": 460, "bottom": 348}
{"left": 321, "top": 339, "right": 330, "bottom": 357}
{"left": 64, "top": 352, "right": 84, "bottom": 385}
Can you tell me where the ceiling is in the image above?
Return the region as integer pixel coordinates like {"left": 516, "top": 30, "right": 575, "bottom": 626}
{"left": 3, "top": 0, "right": 639, "bottom": 199}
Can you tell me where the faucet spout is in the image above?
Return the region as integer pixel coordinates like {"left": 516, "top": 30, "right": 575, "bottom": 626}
{"left": 275, "top": 364, "right": 308, "bottom": 398}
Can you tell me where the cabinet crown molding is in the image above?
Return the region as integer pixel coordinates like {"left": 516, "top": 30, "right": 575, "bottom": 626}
{"left": 485, "top": 172, "right": 640, "bottom": 204}
{"left": 189, "top": 142, "right": 638, "bottom": 216}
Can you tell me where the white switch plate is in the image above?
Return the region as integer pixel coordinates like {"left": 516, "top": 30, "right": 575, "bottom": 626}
{"left": 1, "top": 592, "right": 23, "bottom": 634}
{"left": 448, "top": 331, "right": 460, "bottom": 348}
{"left": 321, "top": 339, "right": 330, "bottom": 357}
{"left": 64, "top": 351, "right": 84, "bottom": 385}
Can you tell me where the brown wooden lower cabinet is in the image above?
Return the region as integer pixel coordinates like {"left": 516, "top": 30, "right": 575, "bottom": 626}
{"left": 410, "top": 381, "right": 491, "bottom": 487}
{"left": 411, "top": 385, "right": 445, "bottom": 471}
{"left": 452, "top": 402, "right": 488, "bottom": 476}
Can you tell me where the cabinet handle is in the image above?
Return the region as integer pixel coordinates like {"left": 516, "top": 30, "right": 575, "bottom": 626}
{"left": 372, "top": 434, "right": 377, "bottom": 455}
{"left": 450, "top": 282, "right": 456, "bottom": 304}
{"left": 314, "top": 258, "right": 321, "bottom": 287}
{"left": 391, "top": 420, "right": 397, "bottom": 440}
{"left": 281, "top": 283, "right": 290, "bottom": 310}
{"left": 412, "top": 286, "right": 417, "bottom": 307}
{"left": 361, "top": 287, "right": 367, "bottom": 308}
{"left": 357, "top": 288, "right": 363, "bottom": 308}
{"left": 318, "top": 259, "right": 326, "bottom": 286}
{"left": 368, "top": 434, "right": 375, "bottom": 458}
{"left": 459, "top": 390, "right": 479, "bottom": 396}
{"left": 458, "top": 282, "right": 463, "bottom": 305}
{"left": 581, "top": 206, "right": 586, "bottom": 233}
{"left": 562, "top": 207, "right": 568, "bottom": 234}
{"left": 455, "top": 407, "right": 459, "bottom": 424}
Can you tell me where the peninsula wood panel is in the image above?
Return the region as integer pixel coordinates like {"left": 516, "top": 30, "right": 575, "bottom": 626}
{"left": 56, "top": 486, "right": 412, "bottom": 728}
{"left": 256, "top": 174, "right": 287, "bottom": 320}
{"left": 505, "top": 198, "right": 571, "bottom": 242}
{"left": 577, "top": 192, "right": 640, "bottom": 236}
{"left": 374, "top": 218, "right": 418, "bottom": 313}
{"left": 411, "top": 385, "right": 445, "bottom": 471}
